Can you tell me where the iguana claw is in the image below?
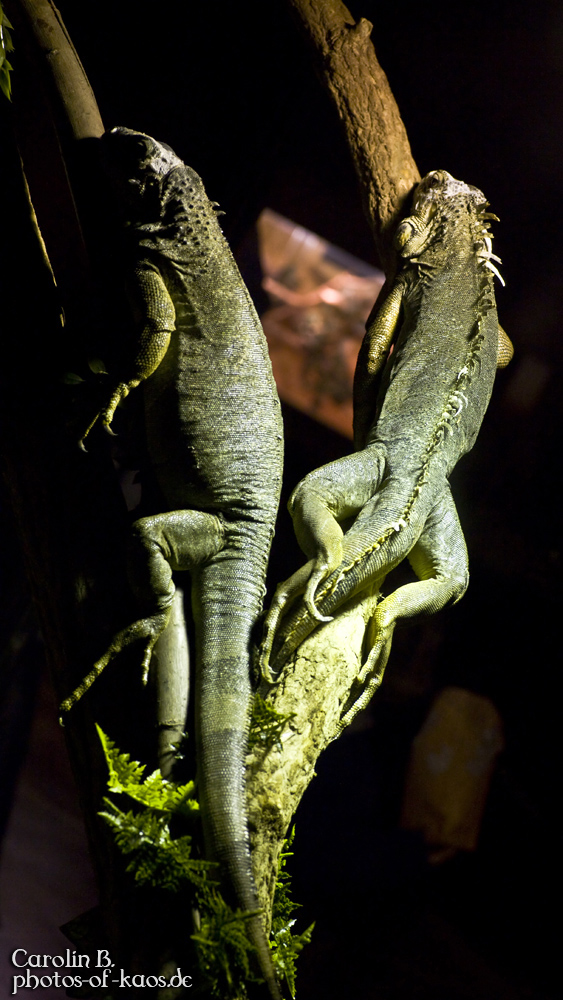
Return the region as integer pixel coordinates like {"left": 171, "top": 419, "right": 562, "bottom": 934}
{"left": 59, "top": 608, "right": 171, "bottom": 721}
{"left": 335, "top": 626, "right": 393, "bottom": 736}
{"left": 303, "top": 570, "right": 333, "bottom": 623}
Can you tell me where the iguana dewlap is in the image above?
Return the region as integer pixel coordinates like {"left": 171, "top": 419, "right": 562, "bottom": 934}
{"left": 261, "top": 170, "right": 512, "bottom": 729}
{"left": 63, "top": 128, "right": 284, "bottom": 998}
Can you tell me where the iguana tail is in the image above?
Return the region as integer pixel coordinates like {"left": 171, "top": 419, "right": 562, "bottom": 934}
{"left": 195, "top": 548, "right": 283, "bottom": 1000}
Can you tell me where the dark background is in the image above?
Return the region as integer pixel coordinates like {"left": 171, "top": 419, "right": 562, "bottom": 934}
{"left": 1, "top": 2, "right": 560, "bottom": 998}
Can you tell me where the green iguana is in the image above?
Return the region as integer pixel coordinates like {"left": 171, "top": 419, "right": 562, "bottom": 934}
{"left": 61, "top": 128, "right": 284, "bottom": 998}
{"left": 260, "top": 170, "right": 512, "bottom": 729}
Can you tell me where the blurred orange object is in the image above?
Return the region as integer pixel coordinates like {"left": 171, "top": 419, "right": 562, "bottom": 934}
{"left": 257, "top": 209, "right": 384, "bottom": 439}
{"left": 400, "top": 687, "right": 505, "bottom": 863}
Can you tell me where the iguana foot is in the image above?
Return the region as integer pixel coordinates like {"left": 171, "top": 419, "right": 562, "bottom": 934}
{"left": 335, "top": 623, "right": 394, "bottom": 736}
{"left": 59, "top": 608, "right": 171, "bottom": 720}
{"left": 78, "top": 380, "right": 140, "bottom": 449}
{"left": 260, "top": 561, "right": 315, "bottom": 682}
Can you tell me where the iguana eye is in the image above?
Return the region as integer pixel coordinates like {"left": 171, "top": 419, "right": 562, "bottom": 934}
{"left": 426, "top": 170, "right": 445, "bottom": 186}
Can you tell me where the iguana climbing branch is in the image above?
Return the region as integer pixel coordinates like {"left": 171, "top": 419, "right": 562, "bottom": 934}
{"left": 261, "top": 170, "right": 512, "bottom": 733}
{"left": 61, "top": 128, "right": 284, "bottom": 999}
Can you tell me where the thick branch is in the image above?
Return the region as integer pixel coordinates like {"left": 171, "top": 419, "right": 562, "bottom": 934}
{"left": 287, "top": 0, "right": 420, "bottom": 273}
{"left": 248, "top": 590, "right": 380, "bottom": 918}
{"left": 6, "top": 0, "right": 103, "bottom": 139}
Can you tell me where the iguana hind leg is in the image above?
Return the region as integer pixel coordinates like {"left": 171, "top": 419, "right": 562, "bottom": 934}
{"left": 336, "top": 487, "right": 468, "bottom": 734}
{"left": 260, "top": 445, "right": 387, "bottom": 680}
{"left": 60, "top": 509, "right": 224, "bottom": 715}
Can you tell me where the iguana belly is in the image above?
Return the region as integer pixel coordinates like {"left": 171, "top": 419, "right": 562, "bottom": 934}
{"left": 144, "top": 274, "right": 283, "bottom": 519}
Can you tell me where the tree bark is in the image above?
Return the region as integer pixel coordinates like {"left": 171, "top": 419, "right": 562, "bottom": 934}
{"left": 286, "top": 0, "right": 420, "bottom": 275}
{"left": 7, "top": 0, "right": 103, "bottom": 140}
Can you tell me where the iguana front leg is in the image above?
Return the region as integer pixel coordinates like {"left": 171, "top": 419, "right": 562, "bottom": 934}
{"left": 269, "top": 274, "right": 401, "bottom": 629}
{"left": 353, "top": 278, "right": 404, "bottom": 450}
{"left": 79, "top": 263, "right": 175, "bottom": 448}
{"left": 336, "top": 486, "right": 468, "bottom": 734}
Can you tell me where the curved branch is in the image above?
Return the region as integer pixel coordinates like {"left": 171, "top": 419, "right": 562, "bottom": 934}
{"left": 6, "top": 0, "right": 103, "bottom": 138}
{"left": 287, "top": 0, "right": 420, "bottom": 274}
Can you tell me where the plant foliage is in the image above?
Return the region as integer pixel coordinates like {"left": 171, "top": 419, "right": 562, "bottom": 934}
{"left": 192, "top": 891, "right": 262, "bottom": 997}
{"left": 97, "top": 725, "right": 213, "bottom": 893}
{"left": 270, "top": 828, "right": 315, "bottom": 998}
{"left": 97, "top": 727, "right": 313, "bottom": 998}
{"left": 0, "top": 2, "right": 14, "bottom": 101}
{"left": 248, "top": 693, "right": 295, "bottom": 752}
{"left": 97, "top": 724, "right": 200, "bottom": 817}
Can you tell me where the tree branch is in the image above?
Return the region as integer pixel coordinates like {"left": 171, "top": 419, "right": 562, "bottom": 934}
{"left": 286, "top": 0, "right": 420, "bottom": 274}
{"left": 6, "top": 0, "right": 103, "bottom": 139}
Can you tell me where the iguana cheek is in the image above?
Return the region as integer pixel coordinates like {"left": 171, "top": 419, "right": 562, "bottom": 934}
{"left": 394, "top": 219, "right": 432, "bottom": 257}
{"left": 394, "top": 221, "right": 415, "bottom": 250}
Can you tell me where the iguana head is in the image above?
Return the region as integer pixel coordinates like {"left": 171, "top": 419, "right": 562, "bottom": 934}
{"left": 394, "top": 169, "right": 493, "bottom": 263}
{"left": 101, "top": 127, "right": 223, "bottom": 268}
{"left": 101, "top": 127, "right": 185, "bottom": 212}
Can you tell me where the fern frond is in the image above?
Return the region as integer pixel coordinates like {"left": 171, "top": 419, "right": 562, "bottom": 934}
{"left": 192, "top": 890, "right": 262, "bottom": 997}
{"left": 96, "top": 724, "right": 199, "bottom": 816}
{"left": 270, "top": 827, "right": 314, "bottom": 998}
{"left": 99, "top": 798, "right": 215, "bottom": 892}
{"left": 270, "top": 921, "right": 315, "bottom": 998}
{"left": 248, "top": 694, "right": 295, "bottom": 752}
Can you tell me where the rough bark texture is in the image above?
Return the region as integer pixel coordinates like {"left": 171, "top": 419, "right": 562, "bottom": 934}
{"left": 286, "top": 0, "right": 420, "bottom": 275}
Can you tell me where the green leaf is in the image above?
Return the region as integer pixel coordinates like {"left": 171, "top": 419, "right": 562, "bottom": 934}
{"left": 0, "top": 2, "right": 14, "bottom": 101}
{"left": 99, "top": 799, "right": 215, "bottom": 892}
{"left": 270, "top": 921, "right": 315, "bottom": 998}
{"left": 88, "top": 357, "right": 109, "bottom": 375}
{"left": 96, "top": 726, "right": 281, "bottom": 998}
{"left": 269, "top": 827, "right": 314, "bottom": 997}
{"left": 97, "top": 724, "right": 147, "bottom": 789}
{"left": 192, "top": 890, "right": 262, "bottom": 997}
{"left": 97, "top": 724, "right": 199, "bottom": 815}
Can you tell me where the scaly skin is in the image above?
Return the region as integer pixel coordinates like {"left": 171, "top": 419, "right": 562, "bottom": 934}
{"left": 62, "top": 128, "right": 284, "bottom": 998}
{"left": 261, "top": 171, "right": 512, "bottom": 728}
